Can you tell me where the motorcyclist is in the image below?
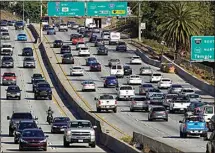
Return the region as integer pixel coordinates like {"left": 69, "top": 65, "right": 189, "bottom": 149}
{"left": 46, "top": 107, "right": 53, "bottom": 122}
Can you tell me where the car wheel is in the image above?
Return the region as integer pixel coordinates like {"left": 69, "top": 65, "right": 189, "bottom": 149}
{"left": 49, "top": 95, "right": 52, "bottom": 100}
{"left": 18, "top": 96, "right": 21, "bottom": 100}
{"left": 43, "top": 146, "right": 47, "bottom": 151}
{"left": 164, "top": 118, "right": 168, "bottom": 122}
{"left": 113, "top": 108, "right": 117, "bottom": 113}
{"left": 97, "top": 107, "right": 101, "bottom": 113}
{"left": 6, "top": 96, "right": 9, "bottom": 100}
{"left": 14, "top": 138, "right": 18, "bottom": 144}
{"left": 19, "top": 145, "right": 23, "bottom": 151}
{"left": 34, "top": 95, "right": 37, "bottom": 100}
{"left": 148, "top": 118, "right": 152, "bottom": 121}
{"left": 89, "top": 142, "right": 96, "bottom": 148}
{"left": 51, "top": 129, "right": 54, "bottom": 134}
{"left": 130, "top": 108, "right": 134, "bottom": 112}
{"left": 180, "top": 131, "right": 183, "bottom": 138}
{"left": 9, "top": 129, "right": 13, "bottom": 136}
{"left": 63, "top": 137, "right": 70, "bottom": 147}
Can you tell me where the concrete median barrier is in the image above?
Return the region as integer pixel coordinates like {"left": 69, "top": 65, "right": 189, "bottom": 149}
{"left": 28, "top": 24, "right": 141, "bottom": 153}
{"left": 133, "top": 132, "right": 184, "bottom": 153}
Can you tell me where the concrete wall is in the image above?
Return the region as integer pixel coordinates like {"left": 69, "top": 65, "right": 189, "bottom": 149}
{"left": 28, "top": 24, "right": 141, "bottom": 153}
{"left": 133, "top": 132, "right": 184, "bottom": 153}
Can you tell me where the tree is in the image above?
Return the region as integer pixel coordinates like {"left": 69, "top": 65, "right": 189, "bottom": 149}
{"left": 157, "top": 2, "right": 203, "bottom": 52}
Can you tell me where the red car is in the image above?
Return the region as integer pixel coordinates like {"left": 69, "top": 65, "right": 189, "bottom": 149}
{"left": 19, "top": 128, "right": 48, "bottom": 151}
{"left": 90, "top": 63, "right": 101, "bottom": 72}
{"left": 2, "top": 72, "right": 16, "bottom": 85}
{"left": 72, "top": 37, "right": 84, "bottom": 45}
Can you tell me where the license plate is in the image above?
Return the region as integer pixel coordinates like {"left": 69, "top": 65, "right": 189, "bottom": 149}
{"left": 60, "top": 129, "right": 65, "bottom": 131}
{"left": 180, "top": 108, "right": 184, "bottom": 110}
{"left": 106, "top": 106, "right": 109, "bottom": 108}
{"left": 157, "top": 116, "right": 162, "bottom": 118}
{"left": 11, "top": 95, "right": 16, "bottom": 97}
{"left": 78, "top": 139, "right": 83, "bottom": 142}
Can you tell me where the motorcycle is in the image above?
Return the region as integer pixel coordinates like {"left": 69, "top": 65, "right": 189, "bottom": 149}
{"left": 47, "top": 114, "right": 53, "bottom": 125}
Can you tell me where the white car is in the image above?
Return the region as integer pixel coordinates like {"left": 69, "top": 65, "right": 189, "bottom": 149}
{"left": 88, "top": 23, "right": 96, "bottom": 28}
{"left": 78, "top": 47, "right": 90, "bottom": 56}
{"left": 130, "top": 56, "right": 142, "bottom": 64}
{"left": 76, "top": 42, "right": 86, "bottom": 50}
{"left": 127, "top": 75, "right": 142, "bottom": 85}
{"left": 110, "top": 64, "right": 124, "bottom": 78}
{"left": 81, "top": 80, "right": 96, "bottom": 91}
{"left": 150, "top": 73, "right": 162, "bottom": 83}
{"left": 140, "top": 66, "right": 152, "bottom": 75}
{"left": 157, "top": 78, "right": 172, "bottom": 89}
{"left": 95, "top": 94, "right": 117, "bottom": 113}
{"left": 58, "top": 24, "right": 68, "bottom": 31}
{"left": 1, "top": 26, "right": 8, "bottom": 31}
{"left": 179, "top": 88, "right": 195, "bottom": 96}
{"left": 70, "top": 66, "right": 84, "bottom": 76}
{"left": 117, "top": 85, "right": 135, "bottom": 100}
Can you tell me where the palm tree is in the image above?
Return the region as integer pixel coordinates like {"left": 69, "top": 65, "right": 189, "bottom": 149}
{"left": 157, "top": 2, "right": 203, "bottom": 57}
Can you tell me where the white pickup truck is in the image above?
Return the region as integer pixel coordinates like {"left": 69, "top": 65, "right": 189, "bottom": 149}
{"left": 1, "top": 43, "right": 13, "bottom": 55}
{"left": 169, "top": 96, "right": 191, "bottom": 113}
{"left": 58, "top": 24, "right": 68, "bottom": 32}
{"left": 117, "top": 85, "right": 135, "bottom": 100}
{"left": 95, "top": 94, "right": 117, "bottom": 113}
{"left": 109, "top": 32, "right": 120, "bottom": 45}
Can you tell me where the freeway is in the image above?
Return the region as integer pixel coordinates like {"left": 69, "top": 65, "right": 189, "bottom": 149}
{"left": 0, "top": 26, "right": 106, "bottom": 152}
{"left": 38, "top": 25, "right": 215, "bottom": 153}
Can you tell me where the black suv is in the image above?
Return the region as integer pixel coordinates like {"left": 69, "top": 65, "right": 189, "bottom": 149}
{"left": 1, "top": 56, "right": 14, "bottom": 68}
{"left": 60, "top": 45, "right": 71, "bottom": 54}
{"left": 14, "top": 120, "right": 38, "bottom": 143}
{"left": 62, "top": 53, "right": 74, "bottom": 64}
{"left": 6, "top": 85, "right": 22, "bottom": 100}
{"left": 42, "top": 25, "right": 49, "bottom": 31}
{"left": 31, "top": 73, "right": 43, "bottom": 83}
{"left": 32, "top": 78, "right": 47, "bottom": 92}
{"left": 14, "top": 21, "right": 24, "bottom": 30}
{"left": 123, "top": 65, "right": 132, "bottom": 75}
{"left": 7, "top": 112, "right": 38, "bottom": 136}
{"left": 97, "top": 45, "right": 108, "bottom": 55}
{"left": 34, "top": 82, "right": 52, "bottom": 100}
{"left": 53, "top": 40, "right": 63, "bottom": 48}
{"left": 22, "top": 47, "right": 33, "bottom": 56}
{"left": 116, "top": 41, "right": 127, "bottom": 52}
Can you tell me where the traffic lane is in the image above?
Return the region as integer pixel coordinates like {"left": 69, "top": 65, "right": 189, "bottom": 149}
{"left": 46, "top": 33, "right": 187, "bottom": 138}
{"left": 51, "top": 30, "right": 207, "bottom": 151}
{"left": 23, "top": 27, "right": 107, "bottom": 152}
{"left": 1, "top": 28, "right": 54, "bottom": 151}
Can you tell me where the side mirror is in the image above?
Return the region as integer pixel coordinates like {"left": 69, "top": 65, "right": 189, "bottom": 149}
{"left": 179, "top": 121, "right": 182, "bottom": 123}
{"left": 93, "top": 126, "right": 97, "bottom": 129}
{"left": 7, "top": 116, "right": 10, "bottom": 120}
{"left": 94, "top": 97, "right": 97, "bottom": 100}
{"left": 208, "top": 118, "right": 211, "bottom": 120}
{"left": 38, "top": 127, "right": 42, "bottom": 129}
{"left": 45, "top": 135, "right": 49, "bottom": 138}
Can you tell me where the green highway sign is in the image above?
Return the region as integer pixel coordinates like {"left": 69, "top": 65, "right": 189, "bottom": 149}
{"left": 86, "top": 2, "right": 127, "bottom": 17}
{"left": 191, "top": 36, "right": 215, "bottom": 62}
{"left": 47, "top": 1, "right": 85, "bottom": 17}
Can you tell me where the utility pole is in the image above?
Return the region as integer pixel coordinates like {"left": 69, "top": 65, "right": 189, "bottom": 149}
{"left": 40, "top": 0, "right": 43, "bottom": 43}
{"left": 22, "top": 1, "right": 24, "bottom": 22}
{"left": 138, "top": 2, "right": 141, "bottom": 41}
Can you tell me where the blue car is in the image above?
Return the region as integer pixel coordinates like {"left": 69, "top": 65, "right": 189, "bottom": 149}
{"left": 17, "top": 33, "right": 27, "bottom": 41}
{"left": 104, "top": 76, "right": 118, "bottom": 88}
{"left": 47, "top": 27, "right": 56, "bottom": 35}
{"left": 86, "top": 57, "right": 97, "bottom": 66}
{"left": 179, "top": 115, "right": 208, "bottom": 138}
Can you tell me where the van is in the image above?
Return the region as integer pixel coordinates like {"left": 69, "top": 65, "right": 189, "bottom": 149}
{"left": 200, "top": 105, "right": 215, "bottom": 123}
{"left": 110, "top": 64, "right": 124, "bottom": 78}
{"left": 117, "top": 85, "right": 135, "bottom": 100}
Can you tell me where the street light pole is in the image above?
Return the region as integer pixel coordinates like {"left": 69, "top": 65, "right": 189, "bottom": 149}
{"left": 138, "top": 2, "right": 141, "bottom": 41}
{"left": 40, "top": 0, "right": 43, "bottom": 43}
{"left": 22, "top": 1, "right": 24, "bottom": 22}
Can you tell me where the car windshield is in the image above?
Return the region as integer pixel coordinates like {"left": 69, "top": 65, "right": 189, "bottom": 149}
{"left": 205, "top": 106, "right": 213, "bottom": 114}
{"left": 18, "top": 34, "right": 26, "bottom": 36}
{"left": 64, "top": 54, "right": 72, "bottom": 57}
{"left": 55, "top": 40, "right": 62, "bottom": 43}
{"left": 124, "top": 66, "right": 130, "bottom": 69}
{"left": 38, "top": 83, "right": 50, "bottom": 88}
{"left": 100, "top": 95, "right": 114, "bottom": 100}
{"left": 81, "top": 48, "right": 88, "bottom": 50}
{"left": 183, "top": 89, "right": 194, "bottom": 93}
{"left": 130, "top": 75, "right": 140, "bottom": 78}
{"left": 142, "top": 67, "right": 151, "bottom": 69}
{"left": 132, "top": 97, "right": 147, "bottom": 101}
{"left": 117, "top": 65, "right": 122, "bottom": 69}
{"left": 8, "top": 86, "right": 19, "bottom": 91}
{"left": 107, "top": 77, "right": 116, "bottom": 80}
{"left": 153, "top": 74, "right": 161, "bottom": 76}
{"left": 18, "top": 122, "right": 37, "bottom": 130}
{"left": 172, "top": 85, "right": 182, "bottom": 88}
{"left": 150, "top": 94, "right": 163, "bottom": 98}
{"left": 70, "top": 121, "right": 92, "bottom": 128}
{"left": 48, "top": 28, "right": 54, "bottom": 30}
{"left": 110, "top": 59, "right": 119, "bottom": 62}
{"left": 3, "top": 57, "right": 13, "bottom": 60}
{"left": 142, "top": 84, "right": 153, "bottom": 88}
{"left": 34, "top": 79, "right": 45, "bottom": 83}
{"left": 166, "top": 94, "right": 177, "bottom": 99}
{"left": 33, "top": 74, "right": 42, "bottom": 78}
{"left": 162, "top": 79, "right": 171, "bottom": 82}
{"left": 62, "top": 46, "right": 70, "bottom": 49}
{"left": 12, "top": 113, "right": 33, "bottom": 119}
{"left": 2, "top": 33, "right": 9, "bottom": 35}
{"left": 133, "top": 56, "right": 140, "bottom": 59}
{"left": 120, "top": 86, "right": 132, "bottom": 90}
{"left": 91, "top": 63, "right": 100, "bottom": 66}
{"left": 153, "top": 107, "right": 165, "bottom": 111}
{"left": 54, "top": 117, "right": 69, "bottom": 123}
{"left": 186, "top": 117, "right": 204, "bottom": 122}
{"left": 22, "top": 130, "right": 44, "bottom": 137}
{"left": 83, "top": 81, "right": 94, "bottom": 84}
{"left": 148, "top": 89, "right": 160, "bottom": 92}
{"left": 4, "top": 73, "right": 15, "bottom": 77}
{"left": 24, "top": 47, "right": 33, "bottom": 51}
{"left": 2, "top": 45, "right": 12, "bottom": 48}
{"left": 188, "top": 94, "right": 200, "bottom": 98}
{"left": 118, "top": 42, "right": 125, "bottom": 45}
{"left": 25, "top": 58, "right": 34, "bottom": 61}
{"left": 73, "top": 67, "right": 82, "bottom": 70}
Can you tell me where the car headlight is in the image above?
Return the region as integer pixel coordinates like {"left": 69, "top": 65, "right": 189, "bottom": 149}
{"left": 66, "top": 130, "right": 71, "bottom": 135}
{"left": 90, "top": 131, "right": 95, "bottom": 136}
{"left": 52, "top": 125, "right": 57, "bottom": 128}
{"left": 40, "top": 139, "right": 47, "bottom": 143}
{"left": 20, "top": 139, "right": 28, "bottom": 143}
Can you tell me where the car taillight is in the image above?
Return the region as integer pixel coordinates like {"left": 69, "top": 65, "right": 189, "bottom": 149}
{"left": 115, "top": 101, "right": 117, "bottom": 105}
{"left": 132, "top": 101, "right": 136, "bottom": 104}
{"left": 98, "top": 101, "right": 101, "bottom": 105}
